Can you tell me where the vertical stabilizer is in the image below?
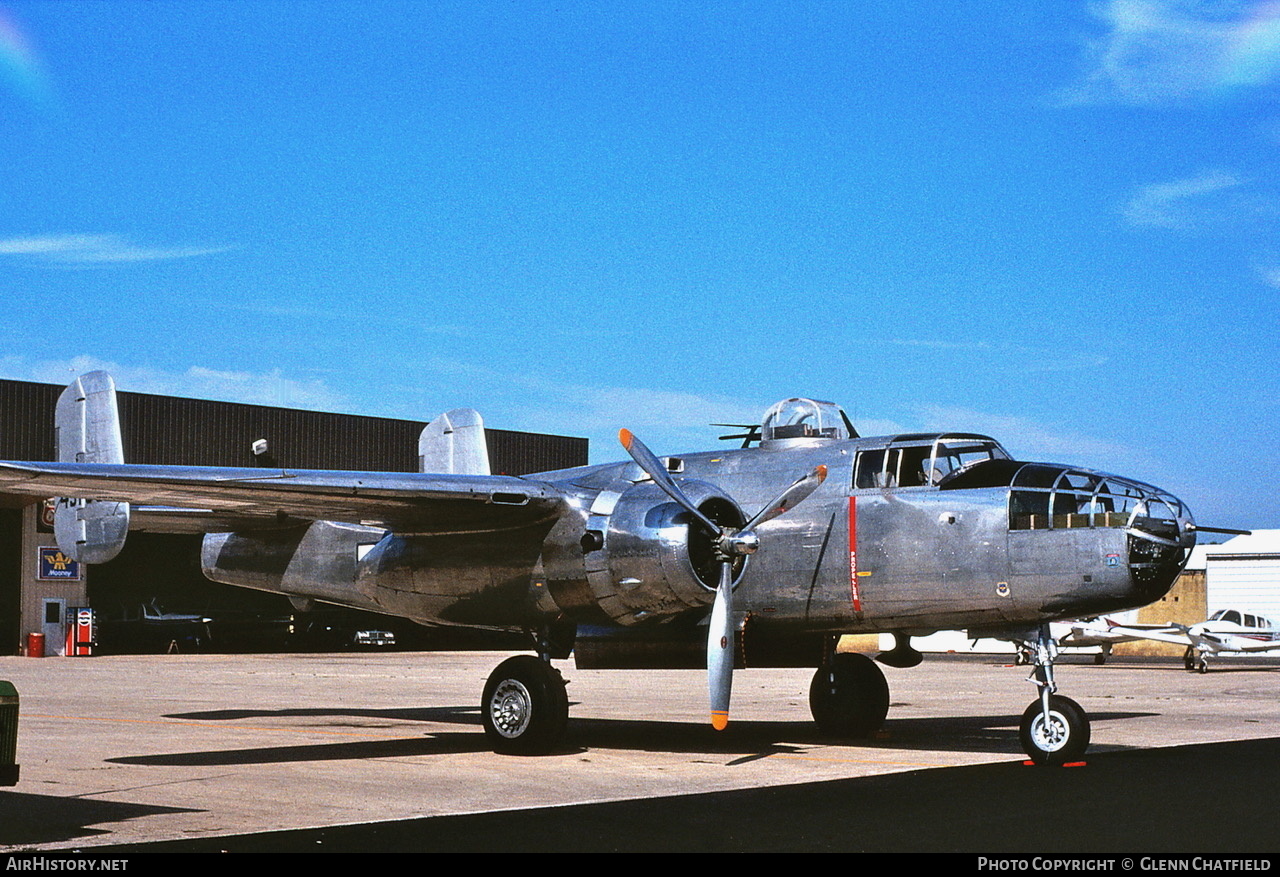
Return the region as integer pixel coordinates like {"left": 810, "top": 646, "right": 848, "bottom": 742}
{"left": 418, "top": 408, "right": 491, "bottom": 475}
{"left": 53, "top": 372, "right": 130, "bottom": 563}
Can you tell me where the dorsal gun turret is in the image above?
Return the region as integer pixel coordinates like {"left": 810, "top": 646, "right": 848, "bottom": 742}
{"left": 760, "top": 398, "right": 856, "bottom": 448}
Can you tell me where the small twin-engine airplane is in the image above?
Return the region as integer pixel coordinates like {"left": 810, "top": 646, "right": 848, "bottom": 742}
{"left": 0, "top": 373, "right": 1206, "bottom": 764}
{"left": 1092, "top": 610, "right": 1280, "bottom": 673}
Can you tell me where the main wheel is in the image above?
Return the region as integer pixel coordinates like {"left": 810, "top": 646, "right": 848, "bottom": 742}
{"left": 809, "top": 653, "right": 890, "bottom": 738}
{"left": 482, "top": 656, "right": 569, "bottom": 755}
{"left": 1019, "top": 695, "right": 1090, "bottom": 765}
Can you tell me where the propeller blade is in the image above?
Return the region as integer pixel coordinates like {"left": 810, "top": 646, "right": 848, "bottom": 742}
{"left": 740, "top": 464, "right": 828, "bottom": 535}
{"left": 619, "top": 429, "right": 721, "bottom": 536}
{"left": 708, "top": 559, "right": 734, "bottom": 730}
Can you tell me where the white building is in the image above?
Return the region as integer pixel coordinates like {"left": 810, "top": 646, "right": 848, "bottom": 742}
{"left": 1201, "top": 529, "right": 1280, "bottom": 623}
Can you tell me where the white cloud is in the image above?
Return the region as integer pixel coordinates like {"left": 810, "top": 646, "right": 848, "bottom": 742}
{"left": 1121, "top": 170, "right": 1246, "bottom": 228}
{"left": 0, "top": 234, "right": 231, "bottom": 264}
{"left": 1067, "top": 1, "right": 1268, "bottom": 105}
{"left": 0, "top": 355, "right": 345, "bottom": 412}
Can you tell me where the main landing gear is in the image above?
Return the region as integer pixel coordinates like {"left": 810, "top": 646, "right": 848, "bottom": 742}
{"left": 1183, "top": 646, "right": 1209, "bottom": 674}
{"left": 481, "top": 655, "right": 569, "bottom": 755}
{"left": 1016, "top": 624, "right": 1090, "bottom": 765}
{"left": 809, "top": 643, "right": 890, "bottom": 738}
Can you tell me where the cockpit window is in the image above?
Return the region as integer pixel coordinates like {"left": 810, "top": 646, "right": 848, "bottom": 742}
{"left": 854, "top": 448, "right": 889, "bottom": 488}
{"left": 853, "top": 435, "right": 1009, "bottom": 489}
{"left": 930, "top": 437, "right": 1010, "bottom": 483}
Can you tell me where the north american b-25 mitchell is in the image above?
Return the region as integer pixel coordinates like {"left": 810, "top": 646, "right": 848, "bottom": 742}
{"left": 0, "top": 373, "right": 1208, "bottom": 763}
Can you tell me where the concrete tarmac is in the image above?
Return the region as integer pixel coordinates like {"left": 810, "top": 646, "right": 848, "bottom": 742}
{"left": 0, "top": 651, "right": 1277, "bottom": 852}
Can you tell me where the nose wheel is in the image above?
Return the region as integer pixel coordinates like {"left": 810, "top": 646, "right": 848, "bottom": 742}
{"left": 1019, "top": 694, "right": 1089, "bottom": 764}
{"left": 1016, "top": 624, "right": 1091, "bottom": 765}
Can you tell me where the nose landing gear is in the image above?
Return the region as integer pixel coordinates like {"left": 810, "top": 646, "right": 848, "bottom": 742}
{"left": 1016, "top": 624, "right": 1090, "bottom": 765}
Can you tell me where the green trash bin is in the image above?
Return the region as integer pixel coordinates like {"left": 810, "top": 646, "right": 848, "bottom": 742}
{"left": 0, "top": 681, "right": 18, "bottom": 786}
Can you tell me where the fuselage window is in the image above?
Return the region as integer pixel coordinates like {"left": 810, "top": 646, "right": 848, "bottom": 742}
{"left": 854, "top": 449, "right": 890, "bottom": 488}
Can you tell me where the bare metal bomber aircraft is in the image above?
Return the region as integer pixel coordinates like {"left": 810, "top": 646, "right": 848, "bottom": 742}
{"left": 0, "top": 373, "right": 1211, "bottom": 764}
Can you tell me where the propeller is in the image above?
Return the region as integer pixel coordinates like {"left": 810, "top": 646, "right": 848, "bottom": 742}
{"left": 619, "top": 429, "right": 827, "bottom": 730}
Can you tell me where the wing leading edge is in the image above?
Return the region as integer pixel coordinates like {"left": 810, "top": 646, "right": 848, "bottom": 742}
{"left": 0, "top": 460, "right": 567, "bottom": 534}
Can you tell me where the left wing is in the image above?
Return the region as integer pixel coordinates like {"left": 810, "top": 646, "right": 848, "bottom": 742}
{"left": 0, "top": 460, "right": 567, "bottom": 533}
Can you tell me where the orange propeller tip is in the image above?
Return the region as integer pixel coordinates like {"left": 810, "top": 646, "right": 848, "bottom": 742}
{"left": 711, "top": 712, "right": 729, "bottom": 731}
{"left": 619, "top": 428, "right": 633, "bottom": 448}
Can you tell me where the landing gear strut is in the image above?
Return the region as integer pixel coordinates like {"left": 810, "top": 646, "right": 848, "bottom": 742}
{"left": 1183, "top": 647, "right": 1209, "bottom": 674}
{"left": 1016, "top": 624, "right": 1090, "bottom": 765}
{"left": 809, "top": 645, "right": 890, "bottom": 738}
{"left": 482, "top": 655, "right": 569, "bottom": 755}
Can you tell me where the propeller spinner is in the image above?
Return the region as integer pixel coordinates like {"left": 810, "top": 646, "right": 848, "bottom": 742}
{"left": 618, "top": 429, "right": 827, "bottom": 730}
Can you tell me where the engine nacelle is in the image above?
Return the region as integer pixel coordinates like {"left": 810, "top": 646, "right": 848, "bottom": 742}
{"left": 540, "top": 479, "right": 747, "bottom": 626}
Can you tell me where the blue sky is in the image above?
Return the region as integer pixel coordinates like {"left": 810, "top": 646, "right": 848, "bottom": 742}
{"left": 1, "top": 1, "right": 1277, "bottom": 529}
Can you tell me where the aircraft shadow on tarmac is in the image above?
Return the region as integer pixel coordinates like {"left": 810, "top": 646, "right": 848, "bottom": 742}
{"left": 102, "top": 702, "right": 1159, "bottom": 766}
{"left": 0, "top": 792, "right": 198, "bottom": 849}
{"left": 90, "top": 736, "right": 1280, "bottom": 853}
{"left": 163, "top": 705, "right": 480, "bottom": 724}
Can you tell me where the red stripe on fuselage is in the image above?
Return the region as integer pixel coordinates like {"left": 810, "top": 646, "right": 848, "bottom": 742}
{"left": 848, "top": 497, "right": 861, "bottom": 612}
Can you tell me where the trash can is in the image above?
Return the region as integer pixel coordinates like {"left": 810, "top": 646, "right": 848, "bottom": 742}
{"left": 0, "top": 681, "right": 18, "bottom": 786}
{"left": 25, "top": 632, "right": 44, "bottom": 658}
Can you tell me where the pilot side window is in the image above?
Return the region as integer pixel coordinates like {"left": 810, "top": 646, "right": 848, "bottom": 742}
{"left": 854, "top": 449, "right": 888, "bottom": 488}
{"left": 854, "top": 446, "right": 932, "bottom": 488}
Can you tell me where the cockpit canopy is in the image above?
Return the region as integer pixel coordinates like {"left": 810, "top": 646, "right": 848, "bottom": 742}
{"left": 853, "top": 434, "right": 1011, "bottom": 488}
{"left": 760, "top": 398, "right": 851, "bottom": 445}
{"left": 1209, "top": 609, "right": 1273, "bottom": 629}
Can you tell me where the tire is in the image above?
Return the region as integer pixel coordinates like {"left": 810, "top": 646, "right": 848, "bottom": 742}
{"left": 482, "top": 656, "right": 569, "bottom": 755}
{"left": 1019, "top": 695, "right": 1090, "bottom": 765}
{"left": 809, "top": 653, "right": 890, "bottom": 738}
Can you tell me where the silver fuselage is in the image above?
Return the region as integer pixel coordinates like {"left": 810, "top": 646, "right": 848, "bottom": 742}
{"left": 202, "top": 432, "right": 1193, "bottom": 648}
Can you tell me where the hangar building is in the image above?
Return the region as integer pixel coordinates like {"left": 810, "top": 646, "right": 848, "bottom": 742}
{"left": 0, "top": 378, "right": 588, "bottom": 655}
{"left": 1199, "top": 530, "right": 1280, "bottom": 623}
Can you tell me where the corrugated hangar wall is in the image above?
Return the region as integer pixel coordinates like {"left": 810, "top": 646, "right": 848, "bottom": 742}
{"left": 0, "top": 378, "right": 588, "bottom": 654}
{"left": 0, "top": 378, "right": 587, "bottom": 474}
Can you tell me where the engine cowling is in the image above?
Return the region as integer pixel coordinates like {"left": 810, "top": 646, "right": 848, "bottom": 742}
{"left": 540, "top": 479, "right": 747, "bottom": 626}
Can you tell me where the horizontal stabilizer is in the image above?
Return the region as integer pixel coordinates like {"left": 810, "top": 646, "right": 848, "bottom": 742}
{"left": 53, "top": 372, "right": 130, "bottom": 563}
{"left": 419, "top": 408, "right": 491, "bottom": 476}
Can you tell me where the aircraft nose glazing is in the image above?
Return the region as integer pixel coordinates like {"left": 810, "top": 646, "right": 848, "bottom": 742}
{"left": 1007, "top": 464, "right": 1193, "bottom": 604}
{"left": 1112, "top": 477, "right": 1194, "bottom": 602}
